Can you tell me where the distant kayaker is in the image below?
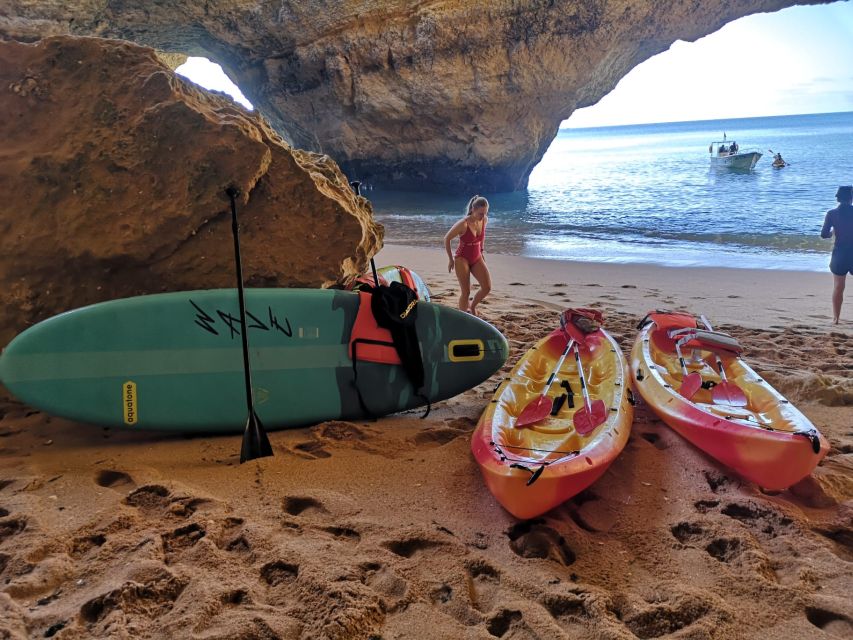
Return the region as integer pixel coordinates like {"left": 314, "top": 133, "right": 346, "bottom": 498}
{"left": 821, "top": 185, "right": 853, "bottom": 323}
{"left": 444, "top": 195, "right": 492, "bottom": 315}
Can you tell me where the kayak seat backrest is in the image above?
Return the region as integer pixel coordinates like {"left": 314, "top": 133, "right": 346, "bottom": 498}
{"left": 348, "top": 291, "right": 402, "bottom": 365}
{"left": 398, "top": 266, "right": 417, "bottom": 293}
{"left": 669, "top": 328, "right": 743, "bottom": 355}
{"left": 647, "top": 311, "right": 698, "bottom": 352}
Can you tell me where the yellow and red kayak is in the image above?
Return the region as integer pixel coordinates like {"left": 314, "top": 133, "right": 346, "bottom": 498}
{"left": 472, "top": 311, "right": 633, "bottom": 519}
{"left": 631, "top": 311, "right": 828, "bottom": 490}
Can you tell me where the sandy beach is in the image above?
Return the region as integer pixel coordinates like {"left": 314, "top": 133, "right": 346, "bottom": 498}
{"left": 1, "top": 246, "right": 851, "bottom": 639}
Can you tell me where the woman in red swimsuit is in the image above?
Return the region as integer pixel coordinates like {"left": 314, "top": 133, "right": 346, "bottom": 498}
{"left": 444, "top": 195, "right": 492, "bottom": 315}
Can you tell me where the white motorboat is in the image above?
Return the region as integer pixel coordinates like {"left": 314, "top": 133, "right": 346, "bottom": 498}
{"left": 708, "top": 137, "right": 762, "bottom": 170}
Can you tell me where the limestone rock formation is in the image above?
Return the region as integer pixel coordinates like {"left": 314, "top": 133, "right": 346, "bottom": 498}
{"left": 0, "top": 0, "right": 831, "bottom": 192}
{"left": 0, "top": 36, "right": 382, "bottom": 345}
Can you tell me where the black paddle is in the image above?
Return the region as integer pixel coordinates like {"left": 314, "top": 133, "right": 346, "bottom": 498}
{"left": 226, "top": 186, "right": 273, "bottom": 464}
{"left": 349, "top": 181, "right": 380, "bottom": 287}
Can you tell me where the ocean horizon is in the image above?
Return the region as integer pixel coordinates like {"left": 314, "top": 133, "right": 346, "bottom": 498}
{"left": 368, "top": 110, "right": 853, "bottom": 272}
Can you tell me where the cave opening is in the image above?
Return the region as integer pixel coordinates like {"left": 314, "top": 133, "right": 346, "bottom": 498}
{"left": 176, "top": 57, "right": 253, "bottom": 111}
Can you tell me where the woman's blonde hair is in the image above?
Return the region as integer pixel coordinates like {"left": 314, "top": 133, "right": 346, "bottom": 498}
{"left": 465, "top": 195, "right": 489, "bottom": 216}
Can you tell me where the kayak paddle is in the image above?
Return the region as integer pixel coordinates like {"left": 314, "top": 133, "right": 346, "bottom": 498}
{"left": 699, "top": 315, "right": 748, "bottom": 407}
{"left": 227, "top": 186, "right": 273, "bottom": 464}
{"left": 674, "top": 336, "right": 703, "bottom": 399}
{"left": 572, "top": 343, "right": 607, "bottom": 435}
{"left": 516, "top": 337, "right": 575, "bottom": 428}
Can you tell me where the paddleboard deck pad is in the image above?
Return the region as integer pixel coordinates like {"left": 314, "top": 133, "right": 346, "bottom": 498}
{"left": 0, "top": 289, "right": 508, "bottom": 432}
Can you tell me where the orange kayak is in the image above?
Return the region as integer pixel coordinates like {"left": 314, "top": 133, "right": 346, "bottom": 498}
{"left": 631, "top": 311, "right": 828, "bottom": 490}
{"left": 472, "top": 313, "right": 633, "bottom": 519}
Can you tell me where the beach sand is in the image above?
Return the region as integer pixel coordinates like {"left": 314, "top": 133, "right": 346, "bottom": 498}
{"left": 1, "top": 246, "right": 851, "bottom": 639}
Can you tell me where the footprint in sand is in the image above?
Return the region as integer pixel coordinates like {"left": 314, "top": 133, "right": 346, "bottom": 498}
{"left": 429, "top": 583, "right": 453, "bottom": 604}
{"left": 670, "top": 521, "right": 707, "bottom": 545}
{"left": 486, "top": 609, "right": 534, "bottom": 638}
{"left": 289, "top": 439, "right": 332, "bottom": 459}
{"left": 693, "top": 499, "right": 720, "bottom": 514}
{"left": 620, "top": 592, "right": 714, "bottom": 639}
{"left": 359, "top": 561, "right": 408, "bottom": 601}
{"left": 382, "top": 537, "right": 445, "bottom": 559}
{"left": 0, "top": 516, "right": 27, "bottom": 542}
{"left": 69, "top": 533, "right": 107, "bottom": 558}
{"left": 260, "top": 560, "right": 299, "bottom": 587}
{"left": 412, "top": 427, "right": 465, "bottom": 447}
{"left": 812, "top": 526, "right": 853, "bottom": 561}
{"left": 639, "top": 430, "right": 672, "bottom": 450}
{"left": 282, "top": 495, "right": 329, "bottom": 517}
{"left": 464, "top": 558, "right": 501, "bottom": 612}
{"left": 123, "top": 484, "right": 211, "bottom": 519}
{"left": 319, "top": 525, "right": 361, "bottom": 544}
{"left": 703, "top": 471, "right": 731, "bottom": 494}
{"left": 79, "top": 569, "right": 186, "bottom": 624}
{"left": 315, "top": 421, "right": 369, "bottom": 441}
{"left": 670, "top": 520, "right": 776, "bottom": 580}
{"left": 506, "top": 520, "right": 575, "bottom": 565}
{"left": 162, "top": 522, "right": 206, "bottom": 556}
{"left": 720, "top": 501, "right": 793, "bottom": 538}
{"left": 805, "top": 606, "right": 853, "bottom": 637}
{"left": 508, "top": 282, "right": 526, "bottom": 286}
{"left": 124, "top": 484, "right": 171, "bottom": 510}
{"left": 94, "top": 469, "right": 135, "bottom": 489}
{"left": 541, "top": 591, "right": 588, "bottom": 624}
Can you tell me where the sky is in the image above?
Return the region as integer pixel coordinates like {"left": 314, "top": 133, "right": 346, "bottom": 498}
{"left": 566, "top": 1, "right": 853, "bottom": 127}
{"left": 176, "top": 1, "right": 853, "bottom": 128}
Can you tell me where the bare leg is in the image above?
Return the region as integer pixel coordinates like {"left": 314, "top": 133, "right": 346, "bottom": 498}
{"left": 468, "top": 258, "right": 492, "bottom": 316}
{"left": 832, "top": 274, "right": 845, "bottom": 324}
{"left": 454, "top": 256, "right": 472, "bottom": 311}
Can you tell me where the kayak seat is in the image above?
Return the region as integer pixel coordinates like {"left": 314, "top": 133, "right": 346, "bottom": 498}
{"left": 668, "top": 328, "right": 743, "bottom": 355}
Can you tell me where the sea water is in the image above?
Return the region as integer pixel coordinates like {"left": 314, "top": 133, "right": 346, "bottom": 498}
{"left": 368, "top": 111, "right": 853, "bottom": 271}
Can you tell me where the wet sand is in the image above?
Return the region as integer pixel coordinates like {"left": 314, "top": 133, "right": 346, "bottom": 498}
{"left": 1, "top": 246, "right": 851, "bottom": 639}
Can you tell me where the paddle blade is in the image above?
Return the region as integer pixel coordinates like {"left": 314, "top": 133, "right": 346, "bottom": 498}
{"left": 516, "top": 395, "right": 552, "bottom": 428}
{"left": 573, "top": 399, "right": 607, "bottom": 435}
{"left": 680, "top": 372, "right": 702, "bottom": 399}
{"left": 712, "top": 381, "right": 748, "bottom": 407}
{"left": 240, "top": 411, "right": 273, "bottom": 463}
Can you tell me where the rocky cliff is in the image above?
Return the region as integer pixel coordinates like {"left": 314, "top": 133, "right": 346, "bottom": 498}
{"left": 1, "top": 0, "right": 831, "bottom": 192}
{"left": 0, "top": 36, "right": 382, "bottom": 345}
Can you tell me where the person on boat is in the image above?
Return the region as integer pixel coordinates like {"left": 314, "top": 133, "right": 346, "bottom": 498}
{"left": 444, "top": 195, "right": 492, "bottom": 315}
{"left": 773, "top": 152, "right": 786, "bottom": 166}
{"left": 719, "top": 144, "right": 728, "bottom": 154}
{"left": 821, "top": 185, "right": 853, "bottom": 323}
{"left": 730, "top": 141, "right": 738, "bottom": 153}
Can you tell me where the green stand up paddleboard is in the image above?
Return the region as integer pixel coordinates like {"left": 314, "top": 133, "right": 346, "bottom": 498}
{"left": 0, "top": 289, "right": 508, "bottom": 432}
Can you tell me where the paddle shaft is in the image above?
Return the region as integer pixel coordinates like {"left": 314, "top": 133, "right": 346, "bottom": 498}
{"left": 699, "top": 315, "right": 729, "bottom": 382}
{"left": 572, "top": 344, "right": 593, "bottom": 412}
{"left": 543, "top": 338, "right": 575, "bottom": 390}
{"left": 228, "top": 188, "right": 257, "bottom": 414}
{"left": 674, "top": 339, "right": 692, "bottom": 378}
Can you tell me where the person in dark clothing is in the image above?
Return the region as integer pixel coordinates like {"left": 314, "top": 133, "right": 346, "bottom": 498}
{"left": 821, "top": 185, "right": 853, "bottom": 323}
